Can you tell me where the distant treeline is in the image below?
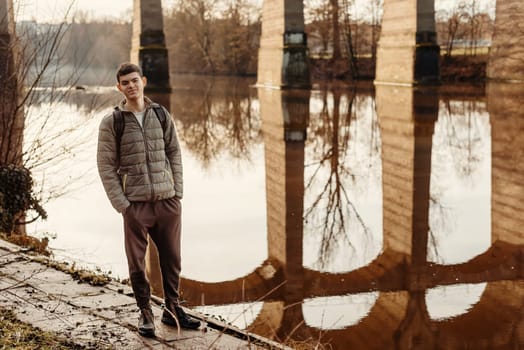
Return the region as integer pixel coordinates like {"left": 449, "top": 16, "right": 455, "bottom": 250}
{"left": 16, "top": 0, "right": 495, "bottom": 86}
{"left": 17, "top": 1, "right": 261, "bottom": 85}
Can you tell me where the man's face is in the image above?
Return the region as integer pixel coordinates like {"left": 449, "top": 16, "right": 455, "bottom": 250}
{"left": 117, "top": 72, "right": 147, "bottom": 101}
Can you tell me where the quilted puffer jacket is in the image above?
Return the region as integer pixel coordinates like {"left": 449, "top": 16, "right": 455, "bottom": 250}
{"left": 97, "top": 98, "right": 183, "bottom": 213}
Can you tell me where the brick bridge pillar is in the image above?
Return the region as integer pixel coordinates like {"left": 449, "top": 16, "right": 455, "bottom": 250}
{"left": 0, "top": 0, "right": 24, "bottom": 166}
{"left": 487, "top": 0, "right": 524, "bottom": 82}
{"left": 375, "top": 0, "right": 440, "bottom": 85}
{"left": 131, "top": 0, "right": 171, "bottom": 92}
{"left": 257, "top": 0, "right": 310, "bottom": 89}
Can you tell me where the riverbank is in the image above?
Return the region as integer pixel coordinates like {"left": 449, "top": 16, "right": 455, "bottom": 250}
{"left": 310, "top": 54, "right": 488, "bottom": 83}
{"left": 0, "top": 237, "right": 288, "bottom": 349}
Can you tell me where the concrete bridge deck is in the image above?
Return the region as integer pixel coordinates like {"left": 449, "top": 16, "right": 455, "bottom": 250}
{"left": 0, "top": 238, "right": 285, "bottom": 350}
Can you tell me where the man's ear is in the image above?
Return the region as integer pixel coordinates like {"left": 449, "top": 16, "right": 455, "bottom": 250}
{"left": 116, "top": 83, "right": 123, "bottom": 92}
{"left": 142, "top": 76, "right": 147, "bottom": 87}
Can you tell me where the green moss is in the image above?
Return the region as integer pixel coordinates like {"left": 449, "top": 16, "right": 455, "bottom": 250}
{"left": 0, "top": 308, "right": 84, "bottom": 349}
{"left": 31, "top": 257, "right": 112, "bottom": 286}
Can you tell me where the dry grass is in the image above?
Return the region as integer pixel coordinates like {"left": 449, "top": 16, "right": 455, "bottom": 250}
{"left": 1, "top": 233, "right": 51, "bottom": 256}
{"left": 0, "top": 308, "right": 84, "bottom": 349}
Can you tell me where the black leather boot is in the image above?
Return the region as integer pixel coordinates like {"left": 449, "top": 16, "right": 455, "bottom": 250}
{"left": 161, "top": 302, "right": 201, "bottom": 330}
{"left": 130, "top": 271, "right": 151, "bottom": 308}
{"left": 138, "top": 307, "right": 155, "bottom": 337}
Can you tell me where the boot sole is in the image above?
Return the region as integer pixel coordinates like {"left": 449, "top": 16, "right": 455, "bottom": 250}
{"left": 138, "top": 328, "right": 156, "bottom": 338}
{"left": 161, "top": 317, "right": 200, "bottom": 330}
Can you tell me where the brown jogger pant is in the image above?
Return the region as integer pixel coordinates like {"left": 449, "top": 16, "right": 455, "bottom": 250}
{"left": 123, "top": 196, "right": 181, "bottom": 308}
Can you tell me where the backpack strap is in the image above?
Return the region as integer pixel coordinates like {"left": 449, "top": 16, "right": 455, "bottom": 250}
{"left": 112, "top": 107, "right": 125, "bottom": 164}
{"left": 152, "top": 105, "right": 167, "bottom": 133}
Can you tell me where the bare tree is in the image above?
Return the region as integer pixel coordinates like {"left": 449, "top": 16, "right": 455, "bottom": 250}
{"left": 330, "top": 0, "right": 341, "bottom": 61}
{"left": 305, "top": 0, "right": 331, "bottom": 58}
{"left": 368, "top": 0, "right": 382, "bottom": 62}
{"left": 1, "top": 3, "right": 102, "bottom": 234}
{"left": 436, "top": 7, "right": 464, "bottom": 58}
{"left": 340, "top": 0, "right": 358, "bottom": 78}
{"left": 165, "top": 0, "right": 260, "bottom": 75}
{"left": 437, "top": 1, "right": 493, "bottom": 58}
{"left": 216, "top": 0, "right": 260, "bottom": 74}
{"left": 178, "top": 0, "right": 218, "bottom": 73}
{"left": 1, "top": 11, "right": 70, "bottom": 233}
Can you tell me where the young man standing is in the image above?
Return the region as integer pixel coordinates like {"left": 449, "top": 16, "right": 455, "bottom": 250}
{"left": 97, "top": 62, "right": 200, "bottom": 337}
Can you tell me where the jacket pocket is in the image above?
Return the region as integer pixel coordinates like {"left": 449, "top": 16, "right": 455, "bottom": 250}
{"left": 163, "top": 169, "right": 174, "bottom": 185}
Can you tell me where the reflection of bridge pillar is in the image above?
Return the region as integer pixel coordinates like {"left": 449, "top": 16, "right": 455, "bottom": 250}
{"left": 131, "top": 0, "right": 171, "bottom": 92}
{"left": 144, "top": 93, "right": 172, "bottom": 298}
{"left": 395, "top": 292, "right": 436, "bottom": 349}
{"left": 375, "top": 0, "right": 440, "bottom": 85}
{"left": 435, "top": 280, "right": 524, "bottom": 348}
{"left": 259, "top": 88, "right": 309, "bottom": 299}
{"left": 257, "top": 0, "right": 310, "bottom": 88}
{"left": 487, "top": 83, "right": 524, "bottom": 250}
{"left": 0, "top": 0, "right": 24, "bottom": 166}
{"left": 487, "top": 1, "right": 524, "bottom": 82}
{"left": 376, "top": 85, "right": 438, "bottom": 287}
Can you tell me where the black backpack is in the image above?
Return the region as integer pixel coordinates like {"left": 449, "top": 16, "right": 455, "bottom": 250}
{"left": 113, "top": 105, "right": 168, "bottom": 163}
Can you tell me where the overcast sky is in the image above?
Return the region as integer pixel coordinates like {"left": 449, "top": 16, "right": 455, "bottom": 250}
{"left": 14, "top": 0, "right": 136, "bottom": 22}
{"left": 13, "top": 0, "right": 494, "bottom": 23}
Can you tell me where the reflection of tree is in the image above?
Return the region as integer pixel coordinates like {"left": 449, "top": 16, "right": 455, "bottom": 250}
{"left": 173, "top": 77, "right": 261, "bottom": 168}
{"left": 428, "top": 194, "right": 455, "bottom": 262}
{"left": 428, "top": 98, "right": 488, "bottom": 262}
{"left": 304, "top": 87, "right": 379, "bottom": 269}
{"left": 439, "top": 98, "right": 487, "bottom": 182}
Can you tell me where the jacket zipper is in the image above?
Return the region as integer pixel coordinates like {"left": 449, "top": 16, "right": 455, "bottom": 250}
{"left": 122, "top": 174, "right": 127, "bottom": 193}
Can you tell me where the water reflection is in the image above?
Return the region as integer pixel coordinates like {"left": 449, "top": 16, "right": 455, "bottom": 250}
{"left": 180, "top": 82, "right": 524, "bottom": 349}
{"left": 27, "top": 76, "right": 524, "bottom": 349}
{"left": 171, "top": 76, "right": 261, "bottom": 168}
{"left": 305, "top": 87, "right": 382, "bottom": 272}
{"left": 429, "top": 97, "right": 491, "bottom": 264}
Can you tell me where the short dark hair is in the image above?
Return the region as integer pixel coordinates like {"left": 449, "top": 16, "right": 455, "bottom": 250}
{"left": 116, "top": 62, "right": 143, "bottom": 83}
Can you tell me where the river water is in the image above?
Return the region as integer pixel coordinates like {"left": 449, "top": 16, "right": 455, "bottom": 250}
{"left": 26, "top": 75, "right": 524, "bottom": 349}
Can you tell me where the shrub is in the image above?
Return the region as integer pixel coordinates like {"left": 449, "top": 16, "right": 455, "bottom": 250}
{"left": 0, "top": 164, "right": 47, "bottom": 234}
